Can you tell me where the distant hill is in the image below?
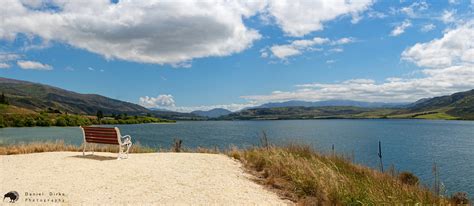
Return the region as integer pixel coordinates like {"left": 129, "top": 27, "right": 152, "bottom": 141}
{"left": 191, "top": 108, "right": 232, "bottom": 118}
{"left": 0, "top": 77, "right": 150, "bottom": 115}
{"left": 151, "top": 110, "right": 205, "bottom": 120}
{"left": 398, "top": 89, "right": 474, "bottom": 119}
{"left": 220, "top": 106, "right": 385, "bottom": 120}
{"left": 253, "top": 100, "right": 406, "bottom": 109}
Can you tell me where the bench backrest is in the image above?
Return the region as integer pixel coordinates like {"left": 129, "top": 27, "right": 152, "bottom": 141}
{"left": 81, "top": 126, "right": 121, "bottom": 145}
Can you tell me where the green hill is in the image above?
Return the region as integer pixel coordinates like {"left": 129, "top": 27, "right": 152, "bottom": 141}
{"left": 392, "top": 89, "right": 474, "bottom": 120}
{"left": 220, "top": 106, "right": 395, "bottom": 120}
{"left": 0, "top": 77, "right": 150, "bottom": 115}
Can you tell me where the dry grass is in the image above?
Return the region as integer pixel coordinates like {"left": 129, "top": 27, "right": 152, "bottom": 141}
{"left": 228, "top": 144, "right": 455, "bottom": 205}
{"left": 0, "top": 140, "right": 222, "bottom": 155}
{"left": 0, "top": 140, "right": 156, "bottom": 155}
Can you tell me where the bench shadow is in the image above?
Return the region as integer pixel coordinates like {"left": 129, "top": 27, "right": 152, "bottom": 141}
{"left": 69, "top": 154, "right": 117, "bottom": 161}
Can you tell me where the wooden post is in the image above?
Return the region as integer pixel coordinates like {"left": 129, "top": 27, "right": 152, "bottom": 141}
{"left": 433, "top": 162, "right": 440, "bottom": 196}
{"left": 378, "top": 141, "right": 384, "bottom": 172}
{"left": 331, "top": 144, "right": 335, "bottom": 156}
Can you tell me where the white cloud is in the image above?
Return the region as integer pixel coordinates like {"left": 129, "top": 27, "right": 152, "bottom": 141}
{"left": 367, "top": 11, "right": 387, "bottom": 19}
{"left": 17, "top": 60, "right": 52, "bottom": 70}
{"left": 390, "top": 20, "right": 412, "bottom": 36}
{"left": 241, "top": 65, "right": 474, "bottom": 103}
{"left": 267, "top": 37, "right": 329, "bottom": 59}
{"left": 88, "top": 67, "right": 95, "bottom": 71}
{"left": 270, "top": 46, "right": 302, "bottom": 59}
{"left": 264, "top": 0, "right": 374, "bottom": 37}
{"left": 448, "top": 0, "right": 459, "bottom": 5}
{"left": 264, "top": 37, "right": 355, "bottom": 60}
{"left": 139, "top": 94, "right": 176, "bottom": 108}
{"left": 0, "top": 53, "right": 21, "bottom": 62}
{"left": 420, "top": 23, "right": 436, "bottom": 32}
{"left": 399, "top": 1, "right": 428, "bottom": 18}
{"left": 0, "top": 53, "right": 20, "bottom": 69}
{"left": 0, "top": 0, "right": 263, "bottom": 66}
{"left": 0, "top": 63, "right": 10, "bottom": 69}
{"left": 328, "top": 48, "right": 344, "bottom": 53}
{"left": 331, "top": 37, "right": 356, "bottom": 45}
{"left": 441, "top": 10, "right": 456, "bottom": 23}
{"left": 402, "top": 21, "right": 474, "bottom": 68}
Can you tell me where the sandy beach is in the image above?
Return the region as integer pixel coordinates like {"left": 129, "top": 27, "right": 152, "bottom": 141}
{"left": 1, "top": 152, "right": 289, "bottom": 205}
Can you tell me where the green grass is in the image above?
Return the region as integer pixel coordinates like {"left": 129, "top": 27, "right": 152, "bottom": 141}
{"left": 414, "top": 112, "right": 458, "bottom": 120}
{"left": 388, "top": 108, "right": 459, "bottom": 120}
{"left": 0, "top": 104, "right": 35, "bottom": 114}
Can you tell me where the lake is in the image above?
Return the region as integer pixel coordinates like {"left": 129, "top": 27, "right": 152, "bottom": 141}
{"left": 1, "top": 119, "right": 473, "bottom": 196}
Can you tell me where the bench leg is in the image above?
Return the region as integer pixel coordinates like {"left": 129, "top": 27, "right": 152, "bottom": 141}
{"left": 83, "top": 142, "right": 86, "bottom": 156}
{"left": 117, "top": 145, "right": 123, "bottom": 160}
{"left": 125, "top": 142, "right": 132, "bottom": 159}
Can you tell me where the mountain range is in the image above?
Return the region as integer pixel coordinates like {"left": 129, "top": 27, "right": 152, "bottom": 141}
{"left": 191, "top": 108, "right": 232, "bottom": 118}
{"left": 1, "top": 77, "right": 473, "bottom": 120}
{"left": 221, "top": 89, "right": 474, "bottom": 120}
{"left": 252, "top": 100, "right": 407, "bottom": 109}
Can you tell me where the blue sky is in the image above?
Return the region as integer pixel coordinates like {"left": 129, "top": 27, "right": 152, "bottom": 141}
{"left": 1, "top": 0, "right": 473, "bottom": 111}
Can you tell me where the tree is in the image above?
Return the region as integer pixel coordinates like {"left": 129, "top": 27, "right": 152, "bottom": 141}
{"left": 0, "top": 92, "right": 8, "bottom": 105}
{"left": 96, "top": 110, "right": 104, "bottom": 123}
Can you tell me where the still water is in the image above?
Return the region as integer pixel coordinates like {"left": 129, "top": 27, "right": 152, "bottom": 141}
{"left": 1, "top": 119, "right": 473, "bottom": 196}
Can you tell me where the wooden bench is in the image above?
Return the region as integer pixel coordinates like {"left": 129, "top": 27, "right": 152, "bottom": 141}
{"left": 81, "top": 126, "right": 133, "bottom": 159}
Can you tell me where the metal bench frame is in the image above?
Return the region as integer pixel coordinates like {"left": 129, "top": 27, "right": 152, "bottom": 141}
{"left": 81, "top": 126, "right": 133, "bottom": 160}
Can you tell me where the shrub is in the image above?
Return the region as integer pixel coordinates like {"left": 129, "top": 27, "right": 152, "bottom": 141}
{"left": 55, "top": 117, "right": 67, "bottom": 126}
{"left": 450, "top": 192, "right": 469, "bottom": 205}
{"left": 398, "top": 171, "right": 419, "bottom": 186}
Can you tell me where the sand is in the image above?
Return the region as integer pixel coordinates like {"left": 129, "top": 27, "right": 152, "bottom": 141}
{"left": 1, "top": 152, "right": 290, "bottom": 205}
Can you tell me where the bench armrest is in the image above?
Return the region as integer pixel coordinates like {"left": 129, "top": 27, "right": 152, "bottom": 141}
{"left": 121, "top": 135, "right": 132, "bottom": 145}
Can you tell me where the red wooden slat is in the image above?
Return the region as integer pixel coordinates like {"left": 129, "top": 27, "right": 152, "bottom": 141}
{"left": 86, "top": 139, "right": 119, "bottom": 145}
{"left": 86, "top": 137, "right": 118, "bottom": 142}
{"left": 85, "top": 136, "right": 117, "bottom": 141}
{"left": 82, "top": 127, "right": 116, "bottom": 132}
{"left": 84, "top": 132, "right": 117, "bottom": 138}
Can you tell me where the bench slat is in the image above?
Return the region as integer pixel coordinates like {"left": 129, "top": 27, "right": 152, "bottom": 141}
{"left": 85, "top": 137, "right": 119, "bottom": 142}
{"left": 84, "top": 132, "right": 117, "bottom": 138}
{"left": 85, "top": 137, "right": 118, "bottom": 141}
{"left": 82, "top": 127, "right": 116, "bottom": 132}
{"left": 86, "top": 139, "right": 120, "bottom": 145}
